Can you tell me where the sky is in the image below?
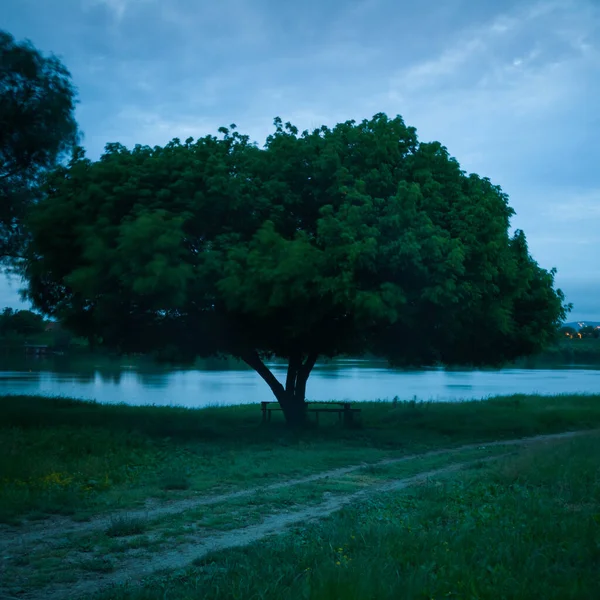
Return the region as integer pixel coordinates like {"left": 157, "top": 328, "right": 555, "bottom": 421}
{"left": 1, "top": 0, "right": 599, "bottom": 320}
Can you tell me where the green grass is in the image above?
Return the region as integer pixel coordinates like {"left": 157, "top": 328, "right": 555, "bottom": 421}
{"left": 105, "top": 516, "right": 148, "bottom": 537}
{"left": 0, "top": 444, "right": 510, "bottom": 593}
{"left": 1, "top": 393, "right": 600, "bottom": 523}
{"left": 159, "top": 467, "right": 192, "bottom": 491}
{"left": 132, "top": 445, "right": 513, "bottom": 536}
{"left": 78, "top": 557, "right": 115, "bottom": 573}
{"left": 2, "top": 394, "right": 600, "bottom": 598}
{"left": 97, "top": 432, "right": 600, "bottom": 600}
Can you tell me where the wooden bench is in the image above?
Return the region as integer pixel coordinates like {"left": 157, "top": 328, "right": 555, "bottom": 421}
{"left": 261, "top": 401, "right": 361, "bottom": 424}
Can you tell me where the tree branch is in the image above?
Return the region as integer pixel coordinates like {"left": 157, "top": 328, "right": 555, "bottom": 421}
{"left": 295, "top": 351, "right": 318, "bottom": 401}
{"left": 0, "top": 251, "right": 26, "bottom": 261}
{"left": 240, "top": 349, "right": 285, "bottom": 400}
{"left": 285, "top": 351, "right": 301, "bottom": 394}
{"left": 299, "top": 352, "right": 318, "bottom": 380}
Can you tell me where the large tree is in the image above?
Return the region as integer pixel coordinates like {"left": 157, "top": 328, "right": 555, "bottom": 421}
{"left": 0, "top": 30, "right": 79, "bottom": 260}
{"left": 24, "top": 115, "right": 567, "bottom": 423}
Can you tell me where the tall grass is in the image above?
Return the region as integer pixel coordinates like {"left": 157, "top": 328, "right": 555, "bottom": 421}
{"left": 1, "top": 393, "right": 600, "bottom": 523}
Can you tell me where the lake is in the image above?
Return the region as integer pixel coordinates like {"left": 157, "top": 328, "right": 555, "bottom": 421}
{"left": 0, "top": 354, "right": 599, "bottom": 407}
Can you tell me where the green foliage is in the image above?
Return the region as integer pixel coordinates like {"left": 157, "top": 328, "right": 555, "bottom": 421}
{"left": 0, "top": 30, "right": 79, "bottom": 259}
{"left": 0, "top": 306, "right": 78, "bottom": 349}
{"left": 0, "top": 307, "right": 45, "bottom": 336}
{"left": 24, "top": 115, "right": 567, "bottom": 415}
{"left": 531, "top": 338, "right": 600, "bottom": 365}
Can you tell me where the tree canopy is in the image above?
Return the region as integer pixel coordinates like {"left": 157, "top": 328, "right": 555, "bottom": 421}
{"left": 0, "top": 307, "right": 45, "bottom": 337}
{"left": 0, "top": 30, "right": 79, "bottom": 260}
{"left": 24, "top": 114, "right": 567, "bottom": 423}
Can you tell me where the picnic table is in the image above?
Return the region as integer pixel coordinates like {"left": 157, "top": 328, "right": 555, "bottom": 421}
{"left": 261, "top": 401, "right": 361, "bottom": 424}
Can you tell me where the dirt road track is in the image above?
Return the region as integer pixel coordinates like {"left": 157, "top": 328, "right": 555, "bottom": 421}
{"left": 0, "top": 428, "right": 595, "bottom": 600}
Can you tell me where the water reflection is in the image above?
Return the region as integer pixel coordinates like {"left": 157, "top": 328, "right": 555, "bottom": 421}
{"left": 0, "top": 353, "right": 599, "bottom": 408}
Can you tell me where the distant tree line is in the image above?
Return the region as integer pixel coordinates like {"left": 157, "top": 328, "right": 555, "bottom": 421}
{"left": 0, "top": 307, "right": 44, "bottom": 337}
{"left": 0, "top": 307, "right": 75, "bottom": 349}
{"left": 512, "top": 325, "right": 600, "bottom": 367}
{"left": 560, "top": 326, "right": 600, "bottom": 340}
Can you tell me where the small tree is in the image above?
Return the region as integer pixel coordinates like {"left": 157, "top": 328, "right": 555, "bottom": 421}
{"left": 24, "top": 115, "right": 567, "bottom": 424}
{"left": 0, "top": 30, "right": 79, "bottom": 261}
{"left": 580, "top": 326, "right": 599, "bottom": 339}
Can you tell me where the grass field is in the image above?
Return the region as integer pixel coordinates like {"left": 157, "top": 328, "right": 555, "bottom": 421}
{"left": 2, "top": 393, "right": 600, "bottom": 524}
{"left": 100, "top": 431, "right": 600, "bottom": 600}
{"left": 1, "top": 394, "right": 599, "bottom": 599}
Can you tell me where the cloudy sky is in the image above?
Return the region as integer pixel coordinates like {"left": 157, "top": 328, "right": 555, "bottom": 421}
{"left": 1, "top": 0, "right": 599, "bottom": 320}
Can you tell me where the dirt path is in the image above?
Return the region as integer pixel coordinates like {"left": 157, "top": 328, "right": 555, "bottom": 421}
{"left": 0, "top": 428, "right": 591, "bottom": 550}
{"left": 0, "top": 428, "right": 596, "bottom": 600}
{"left": 10, "top": 454, "right": 508, "bottom": 600}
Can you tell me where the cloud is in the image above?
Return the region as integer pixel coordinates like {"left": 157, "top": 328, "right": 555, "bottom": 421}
{"left": 157, "top": 0, "right": 269, "bottom": 50}
{"left": 558, "top": 279, "right": 600, "bottom": 321}
{"left": 84, "top": 0, "right": 153, "bottom": 21}
{"left": 541, "top": 190, "right": 600, "bottom": 223}
{"left": 386, "top": 0, "right": 598, "bottom": 116}
{"left": 1, "top": 0, "right": 599, "bottom": 318}
{"left": 112, "top": 107, "right": 225, "bottom": 147}
{"left": 0, "top": 274, "right": 25, "bottom": 309}
{"left": 365, "top": 0, "right": 599, "bottom": 211}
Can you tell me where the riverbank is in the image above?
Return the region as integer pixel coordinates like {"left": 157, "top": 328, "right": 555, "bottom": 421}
{"left": 1, "top": 394, "right": 599, "bottom": 598}
{"left": 2, "top": 393, "right": 600, "bottom": 524}
{"left": 514, "top": 338, "right": 600, "bottom": 366}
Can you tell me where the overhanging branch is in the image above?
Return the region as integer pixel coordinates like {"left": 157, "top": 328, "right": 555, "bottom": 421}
{"left": 241, "top": 349, "right": 285, "bottom": 399}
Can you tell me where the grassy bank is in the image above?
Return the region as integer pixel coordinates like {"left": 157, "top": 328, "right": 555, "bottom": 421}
{"left": 1, "top": 393, "right": 600, "bottom": 524}
{"left": 102, "top": 431, "right": 600, "bottom": 600}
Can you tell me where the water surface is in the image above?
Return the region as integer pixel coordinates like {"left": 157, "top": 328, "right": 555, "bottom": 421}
{"left": 0, "top": 354, "right": 598, "bottom": 407}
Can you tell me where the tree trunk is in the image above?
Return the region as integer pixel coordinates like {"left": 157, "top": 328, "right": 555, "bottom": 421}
{"left": 241, "top": 350, "right": 318, "bottom": 426}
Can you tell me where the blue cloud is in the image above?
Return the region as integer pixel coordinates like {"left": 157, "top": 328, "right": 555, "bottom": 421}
{"left": 1, "top": 0, "right": 598, "bottom": 319}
